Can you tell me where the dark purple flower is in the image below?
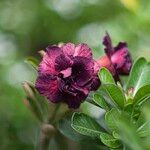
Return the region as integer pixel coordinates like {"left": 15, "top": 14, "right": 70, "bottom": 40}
{"left": 98, "top": 33, "right": 132, "bottom": 80}
{"left": 35, "top": 43, "right": 100, "bottom": 109}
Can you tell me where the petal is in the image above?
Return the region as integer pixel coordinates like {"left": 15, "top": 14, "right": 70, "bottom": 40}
{"left": 38, "top": 46, "right": 63, "bottom": 74}
{"left": 72, "top": 56, "right": 94, "bottom": 86}
{"left": 66, "top": 92, "right": 88, "bottom": 109}
{"left": 74, "top": 43, "right": 92, "bottom": 58}
{"left": 64, "top": 86, "right": 89, "bottom": 109}
{"left": 58, "top": 79, "right": 89, "bottom": 108}
{"left": 62, "top": 43, "right": 75, "bottom": 56}
{"left": 97, "top": 55, "right": 116, "bottom": 76}
{"left": 89, "top": 76, "right": 101, "bottom": 91}
{"left": 35, "top": 74, "right": 62, "bottom": 103}
{"left": 102, "top": 32, "right": 113, "bottom": 56}
{"left": 114, "top": 42, "right": 127, "bottom": 51}
{"left": 60, "top": 67, "right": 72, "bottom": 78}
{"left": 111, "top": 47, "right": 132, "bottom": 75}
{"left": 94, "top": 60, "right": 100, "bottom": 74}
{"left": 55, "top": 54, "right": 73, "bottom": 71}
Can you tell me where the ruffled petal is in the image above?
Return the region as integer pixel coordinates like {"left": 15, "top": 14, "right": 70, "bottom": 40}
{"left": 38, "top": 46, "right": 63, "bottom": 74}
{"left": 64, "top": 86, "right": 89, "bottom": 109}
{"left": 89, "top": 76, "right": 101, "bottom": 91}
{"left": 35, "top": 74, "right": 62, "bottom": 103}
{"left": 111, "top": 47, "right": 132, "bottom": 75}
{"left": 114, "top": 42, "right": 127, "bottom": 51}
{"left": 72, "top": 56, "right": 94, "bottom": 86}
{"left": 74, "top": 43, "right": 92, "bottom": 58}
{"left": 55, "top": 54, "right": 73, "bottom": 71}
{"left": 62, "top": 43, "right": 75, "bottom": 56}
{"left": 103, "top": 32, "right": 113, "bottom": 56}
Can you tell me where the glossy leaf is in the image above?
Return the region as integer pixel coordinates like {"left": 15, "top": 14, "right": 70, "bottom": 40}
{"left": 98, "top": 68, "right": 115, "bottom": 84}
{"left": 93, "top": 94, "right": 110, "bottom": 111}
{"left": 134, "top": 84, "right": 150, "bottom": 105}
{"left": 126, "top": 58, "right": 150, "bottom": 95}
{"left": 71, "top": 112, "right": 105, "bottom": 138}
{"left": 103, "top": 84, "right": 126, "bottom": 109}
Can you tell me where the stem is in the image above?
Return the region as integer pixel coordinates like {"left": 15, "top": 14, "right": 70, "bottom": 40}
{"left": 39, "top": 104, "right": 61, "bottom": 150}
{"left": 48, "top": 104, "right": 61, "bottom": 123}
{"left": 39, "top": 124, "right": 56, "bottom": 150}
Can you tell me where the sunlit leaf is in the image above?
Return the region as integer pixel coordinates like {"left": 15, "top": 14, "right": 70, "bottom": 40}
{"left": 134, "top": 84, "right": 150, "bottom": 105}
{"left": 98, "top": 68, "right": 115, "bottom": 84}
{"left": 126, "top": 58, "right": 150, "bottom": 95}
{"left": 103, "top": 84, "right": 126, "bottom": 109}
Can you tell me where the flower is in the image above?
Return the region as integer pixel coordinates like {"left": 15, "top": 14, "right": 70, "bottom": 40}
{"left": 97, "top": 33, "right": 132, "bottom": 80}
{"left": 35, "top": 43, "right": 100, "bottom": 108}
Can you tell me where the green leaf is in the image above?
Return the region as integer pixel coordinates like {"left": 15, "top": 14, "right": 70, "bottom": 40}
{"left": 105, "top": 108, "right": 120, "bottom": 131}
{"left": 117, "top": 115, "right": 143, "bottom": 150}
{"left": 100, "top": 133, "right": 121, "bottom": 149}
{"left": 134, "top": 84, "right": 150, "bottom": 105}
{"left": 71, "top": 112, "right": 105, "bottom": 138}
{"left": 25, "top": 56, "right": 39, "bottom": 70}
{"left": 98, "top": 68, "right": 115, "bottom": 84}
{"left": 112, "top": 131, "right": 120, "bottom": 139}
{"left": 80, "top": 101, "right": 103, "bottom": 119}
{"left": 57, "top": 116, "right": 88, "bottom": 141}
{"left": 103, "top": 84, "right": 126, "bottom": 109}
{"left": 137, "top": 121, "right": 150, "bottom": 137}
{"left": 126, "top": 58, "right": 150, "bottom": 95}
{"left": 93, "top": 93, "right": 110, "bottom": 111}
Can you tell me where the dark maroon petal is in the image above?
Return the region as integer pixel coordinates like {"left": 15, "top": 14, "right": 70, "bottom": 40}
{"left": 57, "top": 78, "right": 89, "bottom": 108}
{"left": 103, "top": 32, "right": 113, "bottom": 56}
{"left": 114, "top": 42, "right": 127, "bottom": 51}
{"left": 116, "top": 54, "right": 132, "bottom": 75}
{"left": 55, "top": 54, "right": 73, "bottom": 71}
{"left": 35, "top": 74, "right": 62, "bottom": 103}
{"left": 111, "top": 47, "right": 132, "bottom": 75}
{"left": 89, "top": 76, "right": 101, "bottom": 91}
{"left": 74, "top": 43, "right": 92, "bottom": 58}
{"left": 66, "top": 92, "right": 88, "bottom": 109}
{"left": 62, "top": 43, "right": 75, "bottom": 56}
{"left": 38, "top": 46, "right": 63, "bottom": 74}
{"left": 72, "top": 56, "right": 94, "bottom": 86}
{"left": 64, "top": 86, "right": 89, "bottom": 109}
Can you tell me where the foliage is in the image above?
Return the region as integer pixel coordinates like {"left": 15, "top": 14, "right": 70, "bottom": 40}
{"left": 67, "top": 58, "right": 150, "bottom": 150}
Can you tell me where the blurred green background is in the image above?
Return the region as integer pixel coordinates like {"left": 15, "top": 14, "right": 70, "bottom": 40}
{"left": 0, "top": 0, "right": 150, "bottom": 149}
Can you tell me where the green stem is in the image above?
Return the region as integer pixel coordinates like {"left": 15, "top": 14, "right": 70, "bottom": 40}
{"left": 48, "top": 104, "right": 61, "bottom": 123}
{"left": 39, "top": 124, "right": 56, "bottom": 150}
{"left": 39, "top": 104, "right": 61, "bottom": 150}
